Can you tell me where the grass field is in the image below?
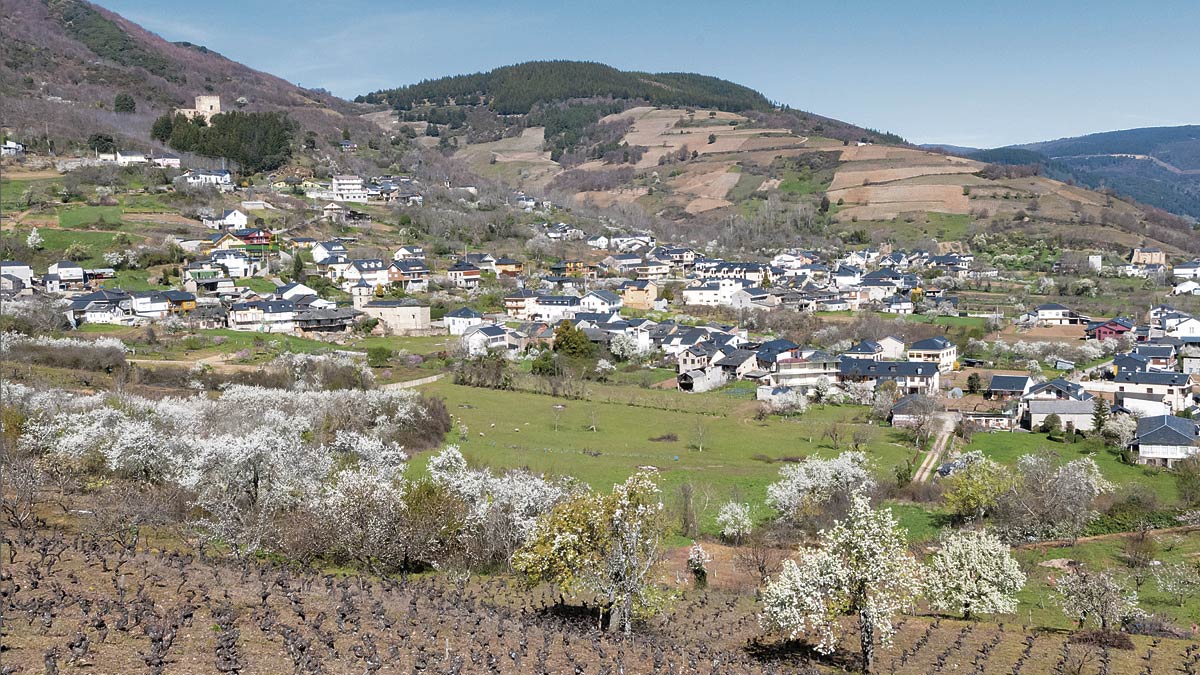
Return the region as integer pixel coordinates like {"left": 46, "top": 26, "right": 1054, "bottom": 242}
{"left": 59, "top": 205, "right": 123, "bottom": 228}
{"left": 414, "top": 380, "right": 916, "bottom": 534}
{"left": 855, "top": 212, "right": 972, "bottom": 243}
{"left": 1014, "top": 532, "right": 1200, "bottom": 629}
{"left": 963, "top": 431, "right": 1178, "bottom": 502}
{"left": 12, "top": 226, "right": 136, "bottom": 267}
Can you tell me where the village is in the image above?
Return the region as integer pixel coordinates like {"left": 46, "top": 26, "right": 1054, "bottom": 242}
{"left": 3, "top": 129, "right": 1199, "bottom": 472}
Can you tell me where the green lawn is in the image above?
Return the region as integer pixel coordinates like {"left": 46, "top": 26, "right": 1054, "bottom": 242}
{"left": 119, "top": 193, "right": 175, "bottom": 212}
{"left": 963, "top": 431, "right": 1178, "bottom": 502}
{"left": 1014, "top": 533, "right": 1200, "bottom": 629}
{"left": 857, "top": 212, "right": 971, "bottom": 243}
{"left": 777, "top": 168, "right": 831, "bottom": 196}
{"left": 59, "top": 205, "right": 124, "bottom": 228}
{"left": 414, "top": 380, "right": 916, "bottom": 534}
{"left": 12, "top": 227, "right": 137, "bottom": 267}
{"left": 241, "top": 277, "right": 278, "bottom": 294}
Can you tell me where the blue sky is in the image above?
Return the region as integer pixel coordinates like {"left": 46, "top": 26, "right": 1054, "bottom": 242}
{"left": 102, "top": 0, "right": 1198, "bottom": 147}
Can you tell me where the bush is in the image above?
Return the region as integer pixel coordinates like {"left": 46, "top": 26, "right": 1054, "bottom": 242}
{"left": 1068, "top": 630, "right": 1134, "bottom": 650}
{"left": 367, "top": 346, "right": 394, "bottom": 368}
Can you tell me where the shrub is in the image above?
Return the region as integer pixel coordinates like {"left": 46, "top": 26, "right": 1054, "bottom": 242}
{"left": 367, "top": 346, "right": 394, "bottom": 368}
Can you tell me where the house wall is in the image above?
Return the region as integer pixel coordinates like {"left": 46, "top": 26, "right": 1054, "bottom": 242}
{"left": 1137, "top": 443, "right": 1198, "bottom": 467}
{"left": 361, "top": 305, "right": 431, "bottom": 335}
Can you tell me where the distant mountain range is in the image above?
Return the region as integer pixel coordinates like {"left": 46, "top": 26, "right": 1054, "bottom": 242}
{"left": 924, "top": 126, "right": 1200, "bottom": 219}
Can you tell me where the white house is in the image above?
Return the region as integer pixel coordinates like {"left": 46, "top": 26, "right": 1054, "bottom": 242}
{"left": 580, "top": 290, "right": 622, "bottom": 313}
{"left": 210, "top": 250, "right": 258, "bottom": 278}
{"left": 151, "top": 154, "right": 181, "bottom": 169}
{"left": 176, "top": 169, "right": 232, "bottom": 187}
{"left": 130, "top": 291, "right": 171, "bottom": 320}
{"left": 1173, "top": 260, "right": 1200, "bottom": 280}
{"left": 393, "top": 246, "right": 426, "bottom": 261}
{"left": 341, "top": 259, "right": 390, "bottom": 291}
{"left": 330, "top": 175, "right": 369, "bottom": 203}
{"left": 48, "top": 261, "right": 85, "bottom": 284}
{"left": 681, "top": 278, "right": 751, "bottom": 307}
{"left": 312, "top": 241, "right": 349, "bottom": 264}
{"left": 1132, "top": 414, "right": 1199, "bottom": 468}
{"left": 444, "top": 306, "right": 484, "bottom": 335}
{"left": 203, "top": 209, "right": 249, "bottom": 230}
{"left": 1174, "top": 280, "right": 1200, "bottom": 296}
{"left": 1, "top": 140, "right": 25, "bottom": 156}
{"left": 532, "top": 295, "right": 581, "bottom": 323}
{"left": 227, "top": 300, "right": 295, "bottom": 333}
{"left": 906, "top": 336, "right": 958, "bottom": 373}
{"left": 0, "top": 261, "right": 34, "bottom": 287}
{"left": 1019, "top": 303, "right": 1089, "bottom": 326}
{"left": 462, "top": 324, "right": 511, "bottom": 356}
{"left": 586, "top": 235, "right": 610, "bottom": 250}
{"left": 115, "top": 150, "right": 147, "bottom": 166}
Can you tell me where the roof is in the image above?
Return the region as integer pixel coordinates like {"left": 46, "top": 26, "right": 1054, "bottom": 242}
{"left": 363, "top": 299, "right": 424, "bottom": 308}
{"left": 891, "top": 394, "right": 943, "bottom": 414}
{"left": 584, "top": 289, "right": 621, "bottom": 303}
{"left": 1026, "top": 378, "right": 1092, "bottom": 400}
{"left": 445, "top": 307, "right": 483, "bottom": 319}
{"left": 909, "top": 336, "right": 954, "bottom": 351}
{"left": 988, "top": 375, "right": 1030, "bottom": 392}
{"left": 1113, "top": 370, "right": 1190, "bottom": 386}
{"left": 839, "top": 358, "right": 939, "bottom": 378}
{"left": 714, "top": 349, "right": 758, "bottom": 367}
{"left": 1134, "top": 415, "right": 1199, "bottom": 446}
{"left": 1027, "top": 399, "right": 1096, "bottom": 415}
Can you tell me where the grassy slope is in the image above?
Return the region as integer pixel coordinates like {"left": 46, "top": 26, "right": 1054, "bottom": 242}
{"left": 415, "top": 380, "right": 916, "bottom": 533}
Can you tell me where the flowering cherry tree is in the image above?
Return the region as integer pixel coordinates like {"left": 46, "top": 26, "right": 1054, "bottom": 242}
{"left": 924, "top": 529, "right": 1025, "bottom": 618}
{"left": 716, "top": 501, "right": 753, "bottom": 543}
{"left": 1054, "top": 567, "right": 1142, "bottom": 631}
{"left": 761, "top": 493, "right": 920, "bottom": 672}
{"left": 766, "top": 451, "right": 875, "bottom": 525}
{"left": 514, "top": 469, "right": 668, "bottom": 634}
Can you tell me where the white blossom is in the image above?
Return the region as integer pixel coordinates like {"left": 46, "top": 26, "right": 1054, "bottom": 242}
{"left": 761, "top": 494, "right": 920, "bottom": 668}
{"left": 924, "top": 529, "right": 1025, "bottom": 618}
{"left": 766, "top": 452, "right": 875, "bottom": 523}
{"left": 716, "top": 501, "right": 753, "bottom": 542}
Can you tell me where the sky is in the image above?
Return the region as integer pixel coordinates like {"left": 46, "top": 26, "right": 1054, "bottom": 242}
{"left": 101, "top": 0, "right": 1199, "bottom": 148}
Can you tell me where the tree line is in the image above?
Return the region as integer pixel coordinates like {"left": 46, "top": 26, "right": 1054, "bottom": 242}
{"left": 150, "top": 110, "right": 297, "bottom": 174}
{"left": 357, "top": 60, "right": 773, "bottom": 114}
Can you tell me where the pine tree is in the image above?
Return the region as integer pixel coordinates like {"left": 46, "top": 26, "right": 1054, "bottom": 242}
{"left": 1092, "top": 396, "right": 1109, "bottom": 433}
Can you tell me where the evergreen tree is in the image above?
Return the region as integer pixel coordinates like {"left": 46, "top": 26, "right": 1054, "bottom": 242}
{"left": 1092, "top": 397, "right": 1110, "bottom": 433}
{"left": 553, "top": 321, "right": 594, "bottom": 359}
{"left": 114, "top": 93, "right": 136, "bottom": 113}
{"left": 150, "top": 114, "right": 174, "bottom": 143}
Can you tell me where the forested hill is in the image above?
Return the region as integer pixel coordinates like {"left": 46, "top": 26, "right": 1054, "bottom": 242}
{"left": 1016, "top": 125, "right": 1200, "bottom": 169}
{"left": 357, "top": 61, "right": 774, "bottom": 114}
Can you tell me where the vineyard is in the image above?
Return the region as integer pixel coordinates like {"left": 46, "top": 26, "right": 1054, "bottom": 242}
{"left": 2, "top": 527, "right": 1196, "bottom": 674}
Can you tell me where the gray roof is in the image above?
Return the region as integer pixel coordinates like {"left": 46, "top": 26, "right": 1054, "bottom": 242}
{"left": 988, "top": 375, "right": 1030, "bottom": 392}
{"left": 1135, "top": 415, "right": 1199, "bottom": 446}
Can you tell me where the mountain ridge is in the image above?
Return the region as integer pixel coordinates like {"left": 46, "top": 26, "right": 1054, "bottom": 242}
{"left": 925, "top": 126, "right": 1200, "bottom": 219}
{"left": 0, "top": 0, "right": 379, "bottom": 152}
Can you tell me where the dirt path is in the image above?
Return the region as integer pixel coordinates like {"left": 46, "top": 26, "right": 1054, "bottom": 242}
{"left": 913, "top": 413, "right": 957, "bottom": 482}
{"left": 127, "top": 355, "right": 262, "bottom": 374}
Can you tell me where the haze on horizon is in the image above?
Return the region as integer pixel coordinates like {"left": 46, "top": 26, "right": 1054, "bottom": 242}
{"left": 100, "top": 0, "right": 1199, "bottom": 148}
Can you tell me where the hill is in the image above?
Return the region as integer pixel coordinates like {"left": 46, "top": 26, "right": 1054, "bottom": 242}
{"left": 357, "top": 60, "right": 774, "bottom": 114}
{"left": 0, "top": 0, "right": 380, "bottom": 153}
{"left": 928, "top": 127, "right": 1200, "bottom": 220}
